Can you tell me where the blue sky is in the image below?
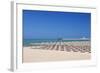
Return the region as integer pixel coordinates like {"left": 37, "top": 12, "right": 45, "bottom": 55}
{"left": 23, "top": 10, "right": 91, "bottom": 39}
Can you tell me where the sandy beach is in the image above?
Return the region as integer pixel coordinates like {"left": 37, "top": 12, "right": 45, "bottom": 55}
{"left": 23, "top": 41, "right": 91, "bottom": 63}
{"left": 23, "top": 10, "right": 91, "bottom": 63}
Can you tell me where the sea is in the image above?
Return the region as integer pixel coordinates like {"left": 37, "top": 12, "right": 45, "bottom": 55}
{"left": 23, "top": 39, "right": 90, "bottom": 47}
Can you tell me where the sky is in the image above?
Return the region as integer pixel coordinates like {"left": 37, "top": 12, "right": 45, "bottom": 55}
{"left": 23, "top": 10, "right": 91, "bottom": 39}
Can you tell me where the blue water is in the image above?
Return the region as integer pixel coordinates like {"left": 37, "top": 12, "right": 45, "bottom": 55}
{"left": 23, "top": 39, "right": 57, "bottom": 46}
{"left": 23, "top": 39, "right": 90, "bottom": 46}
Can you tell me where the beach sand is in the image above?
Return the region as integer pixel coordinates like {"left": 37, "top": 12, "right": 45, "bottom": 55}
{"left": 23, "top": 47, "right": 91, "bottom": 63}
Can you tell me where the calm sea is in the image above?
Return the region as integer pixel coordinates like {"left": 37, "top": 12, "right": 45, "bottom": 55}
{"left": 23, "top": 39, "right": 90, "bottom": 46}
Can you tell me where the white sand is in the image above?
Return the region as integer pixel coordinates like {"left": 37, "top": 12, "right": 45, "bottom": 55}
{"left": 23, "top": 47, "right": 91, "bottom": 63}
